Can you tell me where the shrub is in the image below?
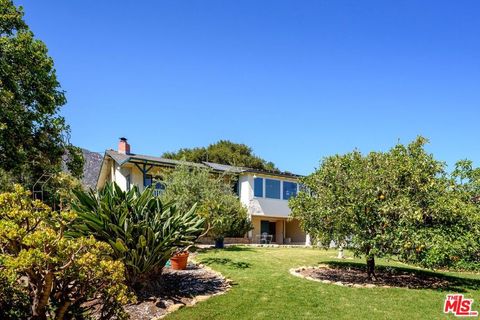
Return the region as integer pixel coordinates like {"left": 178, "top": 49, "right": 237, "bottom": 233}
{"left": 0, "top": 185, "right": 131, "bottom": 320}
{"left": 202, "top": 192, "right": 253, "bottom": 240}
{"left": 70, "top": 183, "right": 205, "bottom": 286}
{"left": 0, "top": 168, "right": 15, "bottom": 193}
{"left": 160, "top": 164, "right": 252, "bottom": 241}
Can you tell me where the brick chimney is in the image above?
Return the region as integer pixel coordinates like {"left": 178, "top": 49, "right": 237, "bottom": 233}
{"left": 118, "top": 137, "right": 131, "bottom": 154}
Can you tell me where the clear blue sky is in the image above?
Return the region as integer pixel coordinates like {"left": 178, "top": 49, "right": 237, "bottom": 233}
{"left": 17, "top": 0, "right": 480, "bottom": 175}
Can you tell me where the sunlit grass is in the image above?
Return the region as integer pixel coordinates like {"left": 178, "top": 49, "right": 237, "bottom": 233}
{"left": 166, "top": 247, "right": 480, "bottom": 319}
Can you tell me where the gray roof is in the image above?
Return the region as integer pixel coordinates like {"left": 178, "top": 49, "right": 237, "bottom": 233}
{"left": 104, "top": 150, "right": 301, "bottom": 178}
{"left": 202, "top": 161, "right": 246, "bottom": 173}
{"left": 106, "top": 150, "right": 206, "bottom": 168}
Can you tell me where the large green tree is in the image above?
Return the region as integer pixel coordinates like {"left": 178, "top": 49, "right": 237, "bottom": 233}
{"left": 160, "top": 163, "right": 252, "bottom": 241}
{"left": 0, "top": 0, "right": 83, "bottom": 184}
{"left": 162, "top": 140, "right": 277, "bottom": 171}
{"left": 290, "top": 137, "right": 480, "bottom": 278}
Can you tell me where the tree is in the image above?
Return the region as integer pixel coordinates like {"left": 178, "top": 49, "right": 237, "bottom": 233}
{"left": 160, "top": 164, "right": 252, "bottom": 243}
{"left": 452, "top": 159, "right": 480, "bottom": 199}
{"left": 290, "top": 137, "right": 480, "bottom": 278}
{"left": 162, "top": 140, "right": 277, "bottom": 171}
{"left": 0, "top": 0, "right": 83, "bottom": 184}
{"left": 0, "top": 185, "right": 131, "bottom": 319}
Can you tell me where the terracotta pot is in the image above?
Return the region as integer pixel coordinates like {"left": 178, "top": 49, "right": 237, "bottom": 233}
{"left": 170, "top": 252, "right": 189, "bottom": 270}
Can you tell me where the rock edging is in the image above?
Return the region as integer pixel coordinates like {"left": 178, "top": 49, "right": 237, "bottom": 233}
{"left": 154, "top": 261, "right": 232, "bottom": 319}
{"left": 289, "top": 265, "right": 388, "bottom": 289}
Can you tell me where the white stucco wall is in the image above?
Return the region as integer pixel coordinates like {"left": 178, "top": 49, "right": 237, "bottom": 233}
{"left": 113, "top": 165, "right": 129, "bottom": 191}
{"left": 107, "top": 165, "right": 298, "bottom": 220}
{"left": 109, "top": 164, "right": 146, "bottom": 191}
{"left": 239, "top": 173, "right": 298, "bottom": 218}
{"left": 239, "top": 175, "right": 253, "bottom": 206}
{"left": 129, "top": 165, "right": 145, "bottom": 191}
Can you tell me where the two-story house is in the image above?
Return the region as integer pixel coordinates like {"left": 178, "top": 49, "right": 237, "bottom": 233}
{"left": 96, "top": 138, "right": 309, "bottom": 245}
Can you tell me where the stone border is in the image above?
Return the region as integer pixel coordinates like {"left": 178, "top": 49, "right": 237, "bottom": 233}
{"left": 154, "top": 261, "right": 232, "bottom": 319}
{"left": 289, "top": 265, "right": 390, "bottom": 289}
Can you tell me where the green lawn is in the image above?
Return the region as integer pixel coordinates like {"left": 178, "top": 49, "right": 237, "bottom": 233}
{"left": 166, "top": 247, "right": 480, "bottom": 320}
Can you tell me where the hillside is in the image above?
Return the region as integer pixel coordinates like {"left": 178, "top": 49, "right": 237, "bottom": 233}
{"left": 80, "top": 149, "right": 103, "bottom": 189}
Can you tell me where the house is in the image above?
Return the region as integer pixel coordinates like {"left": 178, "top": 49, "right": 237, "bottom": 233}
{"left": 96, "top": 138, "right": 310, "bottom": 245}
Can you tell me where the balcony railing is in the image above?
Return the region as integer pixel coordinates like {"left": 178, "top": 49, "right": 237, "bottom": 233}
{"left": 153, "top": 189, "right": 164, "bottom": 197}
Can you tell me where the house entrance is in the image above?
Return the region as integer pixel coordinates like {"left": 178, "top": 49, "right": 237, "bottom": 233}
{"left": 260, "top": 220, "right": 276, "bottom": 243}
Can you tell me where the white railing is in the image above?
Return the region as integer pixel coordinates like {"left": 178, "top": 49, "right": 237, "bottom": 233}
{"left": 153, "top": 189, "right": 164, "bottom": 197}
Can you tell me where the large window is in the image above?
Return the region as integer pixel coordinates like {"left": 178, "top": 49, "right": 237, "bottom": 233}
{"left": 254, "top": 177, "right": 263, "bottom": 197}
{"left": 283, "top": 181, "right": 297, "bottom": 200}
{"left": 265, "top": 179, "right": 281, "bottom": 199}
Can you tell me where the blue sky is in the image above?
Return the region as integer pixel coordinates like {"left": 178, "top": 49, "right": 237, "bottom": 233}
{"left": 17, "top": 0, "right": 480, "bottom": 175}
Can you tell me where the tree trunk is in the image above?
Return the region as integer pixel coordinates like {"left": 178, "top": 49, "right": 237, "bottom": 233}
{"left": 366, "top": 255, "right": 376, "bottom": 280}
{"left": 56, "top": 301, "right": 72, "bottom": 320}
{"left": 32, "top": 271, "right": 54, "bottom": 320}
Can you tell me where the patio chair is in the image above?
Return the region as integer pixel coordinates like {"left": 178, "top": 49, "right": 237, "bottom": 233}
{"left": 260, "top": 232, "right": 271, "bottom": 244}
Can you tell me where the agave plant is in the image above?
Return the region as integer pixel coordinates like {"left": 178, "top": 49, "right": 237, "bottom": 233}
{"left": 69, "top": 182, "right": 204, "bottom": 286}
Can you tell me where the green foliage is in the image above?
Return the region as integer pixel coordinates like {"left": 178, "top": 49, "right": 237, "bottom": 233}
{"left": 160, "top": 164, "right": 252, "bottom": 240}
{"left": 64, "top": 145, "right": 85, "bottom": 179}
{"left": 0, "top": 168, "right": 14, "bottom": 192}
{"left": 225, "top": 211, "right": 255, "bottom": 237}
{"left": 452, "top": 159, "right": 480, "bottom": 199}
{"left": 70, "top": 182, "right": 205, "bottom": 286}
{"left": 0, "top": 185, "right": 131, "bottom": 320}
{"left": 290, "top": 137, "right": 480, "bottom": 274}
{"left": 162, "top": 140, "right": 277, "bottom": 171}
{"left": 0, "top": 0, "right": 83, "bottom": 185}
{"left": 0, "top": 270, "right": 30, "bottom": 320}
{"left": 44, "top": 172, "right": 83, "bottom": 211}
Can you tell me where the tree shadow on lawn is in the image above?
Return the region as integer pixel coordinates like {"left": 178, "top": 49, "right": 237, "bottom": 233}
{"left": 200, "top": 257, "right": 252, "bottom": 269}
{"left": 224, "top": 246, "right": 255, "bottom": 252}
{"left": 196, "top": 245, "right": 255, "bottom": 254}
{"left": 309, "top": 261, "right": 480, "bottom": 292}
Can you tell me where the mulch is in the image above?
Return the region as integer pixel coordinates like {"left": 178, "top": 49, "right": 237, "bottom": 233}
{"left": 299, "top": 264, "right": 451, "bottom": 289}
{"left": 124, "top": 263, "right": 230, "bottom": 320}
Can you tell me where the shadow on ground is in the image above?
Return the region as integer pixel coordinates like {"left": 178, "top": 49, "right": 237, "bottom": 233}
{"left": 224, "top": 246, "right": 255, "bottom": 252}
{"left": 196, "top": 245, "right": 255, "bottom": 254}
{"left": 308, "top": 260, "right": 480, "bottom": 292}
{"left": 124, "top": 264, "right": 230, "bottom": 319}
{"left": 200, "top": 257, "right": 251, "bottom": 269}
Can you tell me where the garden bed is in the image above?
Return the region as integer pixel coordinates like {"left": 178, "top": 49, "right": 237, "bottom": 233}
{"left": 124, "top": 263, "right": 231, "bottom": 319}
{"left": 291, "top": 263, "right": 453, "bottom": 289}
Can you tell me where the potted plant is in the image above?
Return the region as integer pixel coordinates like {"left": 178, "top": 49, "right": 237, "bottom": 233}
{"left": 170, "top": 248, "right": 190, "bottom": 270}
{"left": 214, "top": 236, "right": 225, "bottom": 249}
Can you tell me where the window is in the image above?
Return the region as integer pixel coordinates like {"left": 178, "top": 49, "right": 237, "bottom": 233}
{"left": 265, "top": 179, "right": 280, "bottom": 199}
{"left": 144, "top": 174, "right": 152, "bottom": 187}
{"left": 254, "top": 177, "right": 263, "bottom": 197}
{"left": 233, "top": 180, "right": 239, "bottom": 196}
{"left": 154, "top": 181, "right": 165, "bottom": 191}
{"left": 126, "top": 175, "right": 131, "bottom": 191}
{"left": 283, "top": 181, "right": 297, "bottom": 200}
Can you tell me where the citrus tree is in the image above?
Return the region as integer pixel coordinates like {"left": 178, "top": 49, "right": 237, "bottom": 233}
{"left": 290, "top": 137, "right": 480, "bottom": 278}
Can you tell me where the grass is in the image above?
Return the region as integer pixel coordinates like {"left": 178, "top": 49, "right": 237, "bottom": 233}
{"left": 165, "top": 247, "right": 480, "bottom": 319}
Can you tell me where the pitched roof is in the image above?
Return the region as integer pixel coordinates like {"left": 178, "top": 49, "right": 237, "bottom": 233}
{"left": 202, "top": 161, "right": 246, "bottom": 173}
{"left": 106, "top": 150, "right": 206, "bottom": 168}
{"left": 104, "top": 150, "right": 301, "bottom": 178}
